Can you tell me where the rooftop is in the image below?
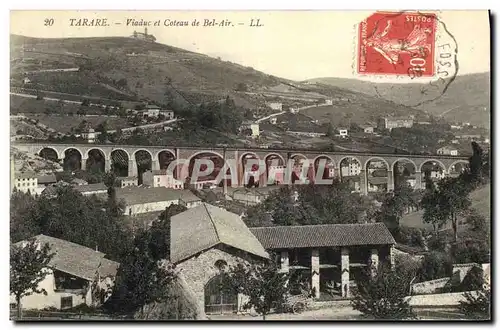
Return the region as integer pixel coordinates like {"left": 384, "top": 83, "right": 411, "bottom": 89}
{"left": 115, "top": 187, "right": 198, "bottom": 205}
{"left": 250, "top": 223, "right": 395, "bottom": 249}
{"left": 170, "top": 203, "right": 269, "bottom": 263}
{"left": 73, "top": 182, "right": 108, "bottom": 194}
{"left": 15, "top": 171, "right": 37, "bottom": 179}
{"left": 14, "top": 235, "right": 119, "bottom": 280}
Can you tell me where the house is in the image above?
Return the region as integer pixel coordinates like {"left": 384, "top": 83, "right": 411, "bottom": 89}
{"left": 115, "top": 186, "right": 200, "bottom": 215}
{"left": 81, "top": 128, "right": 97, "bottom": 143}
{"left": 379, "top": 116, "right": 414, "bottom": 131}
{"left": 289, "top": 107, "right": 299, "bottom": 114}
{"left": 22, "top": 77, "right": 31, "bottom": 84}
{"left": 116, "top": 176, "right": 138, "bottom": 188}
{"left": 340, "top": 159, "right": 361, "bottom": 177}
{"left": 266, "top": 102, "right": 283, "bottom": 111}
{"left": 13, "top": 172, "right": 38, "bottom": 194}
{"left": 144, "top": 104, "right": 161, "bottom": 117}
{"left": 337, "top": 128, "right": 348, "bottom": 138}
{"left": 160, "top": 110, "right": 175, "bottom": 120}
{"left": 230, "top": 186, "right": 281, "bottom": 206}
{"left": 250, "top": 223, "right": 395, "bottom": 299}
{"left": 142, "top": 169, "right": 183, "bottom": 189}
{"left": 437, "top": 146, "right": 459, "bottom": 156}
{"left": 130, "top": 27, "right": 156, "bottom": 42}
{"left": 325, "top": 99, "right": 333, "bottom": 105}
{"left": 10, "top": 235, "right": 119, "bottom": 311}
{"left": 179, "top": 193, "right": 203, "bottom": 209}
{"left": 73, "top": 183, "right": 108, "bottom": 196}
{"left": 269, "top": 117, "right": 277, "bottom": 125}
{"left": 170, "top": 203, "right": 396, "bottom": 316}
{"left": 169, "top": 203, "right": 269, "bottom": 315}
{"left": 360, "top": 124, "right": 374, "bottom": 134}
{"left": 240, "top": 121, "right": 260, "bottom": 138}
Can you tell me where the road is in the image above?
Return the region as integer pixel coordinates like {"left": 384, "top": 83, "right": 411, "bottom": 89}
{"left": 207, "top": 306, "right": 468, "bottom": 321}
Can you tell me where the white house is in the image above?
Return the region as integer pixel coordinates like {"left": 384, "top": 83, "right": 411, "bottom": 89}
{"left": 10, "top": 235, "right": 119, "bottom": 311}
{"left": 160, "top": 110, "right": 175, "bottom": 120}
{"left": 266, "top": 102, "right": 283, "bottom": 111}
{"left": 142, "top": 170, "right": 183, "bottom": 189}
{"left": 360, "top": 124, "right": 374, "bottom": 134}
{"left": 81, "top": 128, "right": 97, "bottom": 143}
{"left": 337, "top": 128, "right": 348, "bottom": 138}
{"left": 269, "top": 117, "right": 277, "bottom": 125}
{"left": 116, "top": 186, "right": 201, "bottom": 216}
{"left": 13, "top": 172, "right": 38, "bottom": 194}
{"left": 240, "top": 121, "right": 260, "bottom": 138}
{"left": 437, "top": 146, "right": 458, "bottom": 156}
{"left": 116, "top": 176, "right": 138, "bottom": 188}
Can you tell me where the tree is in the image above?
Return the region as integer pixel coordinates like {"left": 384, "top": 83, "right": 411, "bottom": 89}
{"left": 106, "top": 229, "right": 177, "bottom": 317}
{"left": 222, "top": 261, "right": 290, "bottom": 320}
{"left": 421, "top": 177, "right": 472, "bottom": 241}
{"left": 10, "top": 185, "right": 133, "bottom": 262}
{"left": 10, "top": 239, "right": 55, "bottom": 319}
{"left": 326, "top": 122, "right": 335, "bottom": 137}
{"left": 459, "top": 289, "right": 490, "bottom": 320}
{"left": 244, "top": 182, "right": 371, "bottom": 227}
{"left": 375, "top": 185, "right": 419, "bottom": 232}
{"left": 148, "top": 204, "right": 187, "bottom": 260}
{"left": 351, "top": 265, "right": 416, "bottom": 320}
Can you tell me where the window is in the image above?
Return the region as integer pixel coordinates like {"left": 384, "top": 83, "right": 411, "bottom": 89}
{"left": 157, "top": 178, "right": 160, "bottom": 182}
{"left": 60, "top": 296, "right": 73, "bottom": 309}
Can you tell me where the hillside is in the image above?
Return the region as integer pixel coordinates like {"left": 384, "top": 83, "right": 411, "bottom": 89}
{"left": 400, "top": 183, "right": 491, "bottom": 230}
{"left": 10, "top": 35, "right": 284, "bottom": 109}
{"left": 308, "top": 72, "right": 490, "bottom": 128}
{"left": 11, "top": 34, "right": 432, "bottom": 125}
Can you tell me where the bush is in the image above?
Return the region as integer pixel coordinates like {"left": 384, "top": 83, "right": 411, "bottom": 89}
{"left": 451, "top": 241, "right": 490, "bottom": 264}
{"left": 394, "top": 227, "right": 426, "bottom": 248}
{"left": 459, "top": 290, "right": 490, "bottom": 320}
{"left": 427, "top": 232, "right": 447, "bottom": 251}
{"left": 417, "top": 251, "right": 453, "bottom": 282}
{"left": 351, "top": 265, "right": 416, "bottom": 320}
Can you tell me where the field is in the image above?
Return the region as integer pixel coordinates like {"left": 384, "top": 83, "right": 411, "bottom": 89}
{"left": 25, "top": 114, "right": 131, "bottom": 134}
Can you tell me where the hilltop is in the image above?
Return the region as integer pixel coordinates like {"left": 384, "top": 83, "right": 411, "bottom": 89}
{"left": 307, "top": 72, "right": 490, "bottom": 128}
{"left": 10, "top": 34, "right": 436, "bottom": 124}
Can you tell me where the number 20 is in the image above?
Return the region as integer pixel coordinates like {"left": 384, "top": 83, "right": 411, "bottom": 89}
{"left": 44, "top": 19, "right": 54, "bottom": 26}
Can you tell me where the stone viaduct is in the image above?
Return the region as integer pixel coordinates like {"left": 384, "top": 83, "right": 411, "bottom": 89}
{"left": 12, "top": 143, "right": 470, "bottom": 195}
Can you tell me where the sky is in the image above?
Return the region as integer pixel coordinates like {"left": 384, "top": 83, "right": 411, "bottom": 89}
{"left": 10, "top": 10, "right": 490, "bottom": 81}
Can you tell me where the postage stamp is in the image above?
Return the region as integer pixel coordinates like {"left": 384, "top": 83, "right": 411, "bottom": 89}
{"left": 357, "top": 11, "right": 437, "bottom": 77}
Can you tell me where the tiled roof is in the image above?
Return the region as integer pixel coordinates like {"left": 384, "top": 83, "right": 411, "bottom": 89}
{"left": 73, "top": 183, "right": 108, "bottom": 194}
{"left": 14, "top": 235, "right": 119, "bottom": 281}
{"left": 170, "top": 203, "right": 269, "bottom": 264}
{"left": 116, "top": 187, "right": 197, "bottom": 205}
{"left": 250, "top": 223, "right": 395, "bottom": 249}
{"left": 36, "top": 174, "right": 57, "bottom": 184}
{"left": 16, "top": 172, "right": 37, "bottom": 179}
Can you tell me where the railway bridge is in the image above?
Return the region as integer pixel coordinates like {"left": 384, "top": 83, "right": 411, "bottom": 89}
{"left": 12, "top": 142, "right": 470, "bottom": 195}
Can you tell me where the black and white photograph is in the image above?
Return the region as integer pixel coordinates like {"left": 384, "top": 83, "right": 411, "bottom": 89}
{"left": 8, "top": 9, "right": 491, "bottom": 321}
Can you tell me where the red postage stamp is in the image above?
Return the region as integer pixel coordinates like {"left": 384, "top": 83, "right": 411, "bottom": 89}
{"left": 357, "top": 11, "right": 437, "bottom": 77}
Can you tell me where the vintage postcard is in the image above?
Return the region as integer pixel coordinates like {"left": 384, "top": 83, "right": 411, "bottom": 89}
{"left": 9, "top": 10, "right": 490, "bottom": 321}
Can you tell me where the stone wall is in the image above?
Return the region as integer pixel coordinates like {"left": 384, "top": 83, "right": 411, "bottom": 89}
{"left": 411, "top": 277, "right": 451, "bottom": 295}
{"left": 176, "top": 245, "right": 260, "bottom": 316}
